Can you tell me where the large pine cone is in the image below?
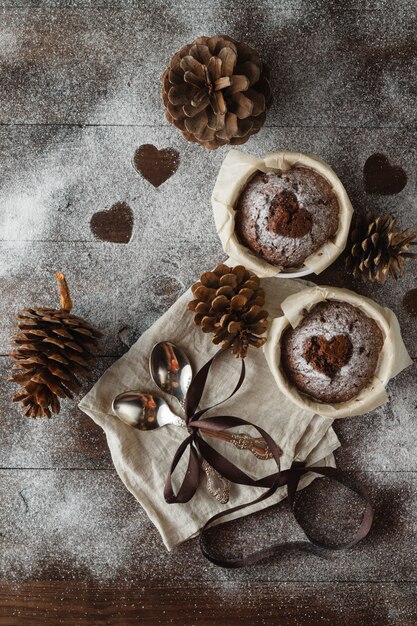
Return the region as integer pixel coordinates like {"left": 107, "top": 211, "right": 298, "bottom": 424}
{"left": 162, "top": 35, "right": 272, "bottom": 150}
{"left": 188, "top": 264, "right": 269, "bottom": 358}
{"left": 345, "top": 212, "right": 417, "bottom": 282}
{"left": 9, "top": 273, "right": 102, "bottom": 418}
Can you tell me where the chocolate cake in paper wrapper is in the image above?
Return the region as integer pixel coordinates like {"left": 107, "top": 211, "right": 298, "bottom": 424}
{"left": 211, "top": 150, "right": 354, "bottom": 278}
{"left": 264, "top": 285, "right": 412, "bottom": 419}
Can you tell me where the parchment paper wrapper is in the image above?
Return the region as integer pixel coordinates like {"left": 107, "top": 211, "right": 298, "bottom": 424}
{"left": 212, "top": 150, "right": 354, "bottom": 278}
{"left": 264, "top": 285, "right": 413, "bottom": 419}
{"left": 79, "top": 276, "right": 340, "bottom": 550}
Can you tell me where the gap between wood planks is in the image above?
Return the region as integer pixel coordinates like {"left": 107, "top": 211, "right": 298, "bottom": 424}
{"left": 0, "top": 123, "right": 413, "bottom": 129}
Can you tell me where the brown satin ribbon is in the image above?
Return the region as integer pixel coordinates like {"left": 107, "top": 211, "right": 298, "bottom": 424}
{"left": 164, "top": 349, "right": 374, "bottom": 568}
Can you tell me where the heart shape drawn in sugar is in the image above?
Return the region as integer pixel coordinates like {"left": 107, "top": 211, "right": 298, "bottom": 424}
{"left": 133, "top": 144, "right": 180, "bottom": 187}
{"left": 90, "top": 201, "right": 133, "bottom": 244}
{"left": 403, "top": 288, "right": 417, "bottom": 317}
{"left": 363, "top": 153, "right": 407, "bottom": 195}
{"left": 304, "top": 334, "right": 353, "bottom": 378}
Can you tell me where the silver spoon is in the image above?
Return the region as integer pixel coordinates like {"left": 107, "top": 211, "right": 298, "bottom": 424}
{"left": 149, "top": 341, "right": 192, "bottom": 406}
{"left": 112, "top": 387, "right": 272, "bottom": 458}
{"left": 112, "top": 391, "right": 185, "bottom": 430}
{"left": 112, "top": 389, "right": 230, "bottom": 504}
{"left": 149, "top": 341, "right": 273, "bottom": 461}
{"left": 149, "top": 341, "right": 230, "bottom": 504}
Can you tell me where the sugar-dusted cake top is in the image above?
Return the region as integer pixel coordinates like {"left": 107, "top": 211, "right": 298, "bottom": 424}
{"left": 280, "top": 300, "right": 384, "bottom": 403}
{"left": 235, "top": 166, "right": 340, "bottom": 269}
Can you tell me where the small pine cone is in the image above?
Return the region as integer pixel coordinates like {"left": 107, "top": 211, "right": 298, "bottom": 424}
{"left": 188, "top": 264, "right": 269, "bottom": 358}
{"left": 9, "top": 273, "right": 102, "bottom": 418}
{"left": 162, "top": 35, "right": 272, "bottom": 150}
{"left": 345, "top": 211, "right": 417, "bottom": 282}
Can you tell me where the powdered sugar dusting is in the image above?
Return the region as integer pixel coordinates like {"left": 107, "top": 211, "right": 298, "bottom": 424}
{"left": 0, "top": 469, "right": 153, "bottom": 581}
{"left": 235, "top": 167, "right": 339, "bottom": 268}
{"left": 1, "top": 0, "right": 417, "bottom": 605}
{"left": 281, "top": 301, "right": 384, "bottom": 403}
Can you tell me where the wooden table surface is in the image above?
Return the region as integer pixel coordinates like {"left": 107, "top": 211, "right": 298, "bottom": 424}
{"left": 1, "top": 1, "right": 416, "bottom": 625}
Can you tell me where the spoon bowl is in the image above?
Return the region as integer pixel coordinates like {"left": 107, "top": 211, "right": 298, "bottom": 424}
{"left": 150, "top": 341, "right": 193, "bottom": 404}
{"left": 112, "top": 391, "right": 184, "bottom": 430}
{"left": 150, "top": 341, "right": 273, "bottom": 460}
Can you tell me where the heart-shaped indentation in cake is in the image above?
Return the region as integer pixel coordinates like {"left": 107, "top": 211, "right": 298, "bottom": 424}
{"left": 268, "top": 189, "right": 312, "bottom": 238}
{"left": 90, "top": 201, "right": 133, "bottom": 243}
{"left": 133, "top": 144, "right": 180, "bottom": 187}
{"left": 304, "top": 334, "right": 353, "bottom": 378}
{"left": 364, "top": 153, "right": 407, "bottom": 195}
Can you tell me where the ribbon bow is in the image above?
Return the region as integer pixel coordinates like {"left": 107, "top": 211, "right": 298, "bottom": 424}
{"left": 164, "top": 350, "right": 374, "bottom": 568}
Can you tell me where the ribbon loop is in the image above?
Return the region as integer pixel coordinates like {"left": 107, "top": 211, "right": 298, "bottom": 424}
{"left": 165, "top": 349, "right": 374, "bottom": 567}
{"left": 184, "top": 349, "right": 246, "bottom": 423}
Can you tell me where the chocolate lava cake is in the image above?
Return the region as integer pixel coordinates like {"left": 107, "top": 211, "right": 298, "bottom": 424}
{"left": 234, "top": 167, "right": 340, "bottom": 269}
{"left": 280, "top": 300, "right": 384, "bottom": 403}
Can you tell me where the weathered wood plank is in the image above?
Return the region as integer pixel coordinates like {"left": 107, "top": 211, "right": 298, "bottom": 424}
{"left": 1, "top": 469, "right": 416, "bottom": 583}
{"left": 0, "top": 241, "right": 214, "bottom": 357}
{"left": 1, "top": 126, "right": 416, "bottom": 243}
{"left": 0, "top": 239, "right": 415, "bottom": 358}
{"left": 0, "top": 581, "right": 416, "bottom": 626}
{"left": 0, "top": 357, "right": 114, "bottom": 469}
{"left": 334, "top": 363, "right": 417, "bottom": 472}
{"left": 0, "top": 126, "right": 416, "bottom": 357}
{"left": 1, "top": 355, "right": 416, "bottom": 472}
{"left": 0, "top": 4, "right": 416, "bottom": 126}
{"left": 1, "top": 0, "right": 415, "bottom": 11}
{"left": 0, "top": 125, "right": 216, "bottom": 244}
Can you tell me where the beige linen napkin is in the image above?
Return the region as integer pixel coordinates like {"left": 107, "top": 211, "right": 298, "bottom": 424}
{"left": 79, "top": 277, "right": 339, "bottom": 550}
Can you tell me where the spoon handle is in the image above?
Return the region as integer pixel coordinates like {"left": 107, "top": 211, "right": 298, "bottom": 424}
{"left": 173, "top": 400, "right": 231, "bottom": 503}
{"left": 200, "top": 429, "right": 273, "bottom": 461}
{"left": 201, "top": 460, "right": 230, "bottom": 504}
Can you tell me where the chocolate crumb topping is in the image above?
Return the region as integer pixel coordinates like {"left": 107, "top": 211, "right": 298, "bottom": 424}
{"left": 268, "top": 190, "right": 312, "bottom": 238}
{"left": 303, "top": 334, "right": 353, "bottom": 378}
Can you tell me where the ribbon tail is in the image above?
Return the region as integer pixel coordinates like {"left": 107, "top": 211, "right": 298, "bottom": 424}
{"left": 199, "top": 462, "right": 374, "bottom": 568}
{"left": 199, "top": 483, "right": 284, "bottom": 568}
{"left": 286, "top": 464, "right": 374, "bottom": 550}
{"left": 164, "top": 435, "right": 201, "bottom": 504}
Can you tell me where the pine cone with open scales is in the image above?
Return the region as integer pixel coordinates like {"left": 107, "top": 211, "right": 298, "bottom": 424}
{"left": 345, "top": 212, "right": 417, "bottom": 282}
{"left": 9, "top": 273, "right": 102, "bottom": 418}
{"left": 162, "top": 35, "right": 272, "bottom": 150}
{"left": 188, "top": 263, "right": 269, "bottom": 358}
